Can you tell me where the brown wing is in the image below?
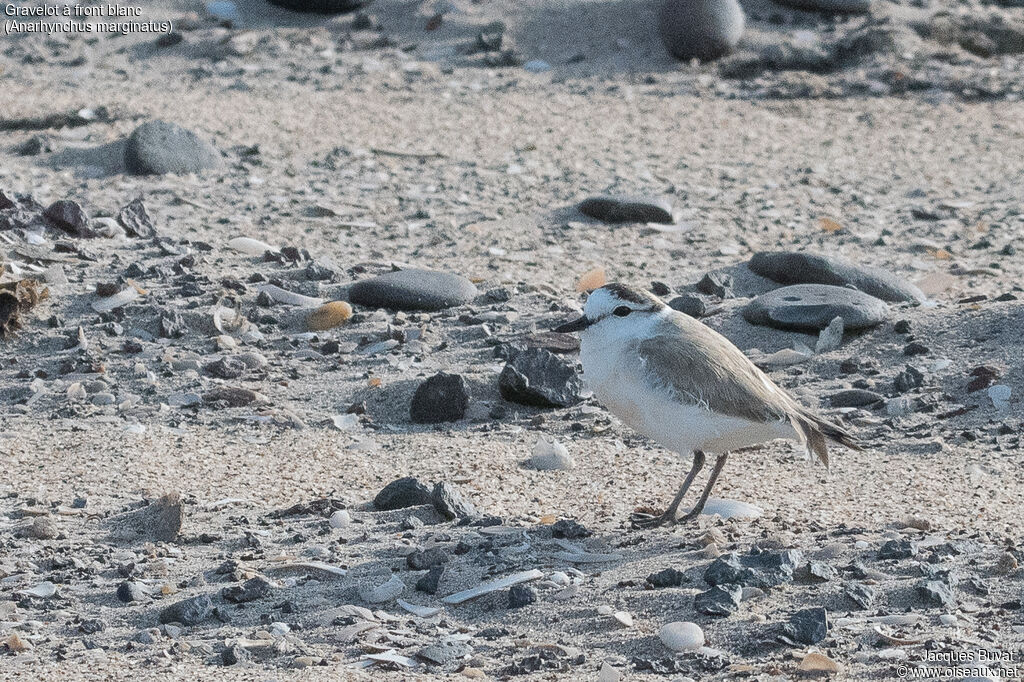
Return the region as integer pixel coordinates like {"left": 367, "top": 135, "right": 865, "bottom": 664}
{"left": 633, "top": 314, "right": 797, "bottom": 425}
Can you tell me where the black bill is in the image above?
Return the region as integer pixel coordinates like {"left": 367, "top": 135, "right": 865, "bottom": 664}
{"left": 553, "top": 315, "right": 592, "bottom": 333}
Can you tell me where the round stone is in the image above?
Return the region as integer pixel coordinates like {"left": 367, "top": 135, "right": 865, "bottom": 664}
{"left": 410, "top": 372, "right": 469, "bottom": 424}
{"left": 748, "top": 251, "right": 924, "bottom": 303}
{"left": 743, "top": 284, "right": 889, "bottom": 332}
{"left": 124, "top": 120, "right": 222, "bottom": 175}
{"left": 658, "top": 0, "right": 745, "bottom": 62}
{"left": 659, "top": 621, "right": 705, "bottom": 652}
{"left": 348, "top": 269, "right": 478, "bottom": 311}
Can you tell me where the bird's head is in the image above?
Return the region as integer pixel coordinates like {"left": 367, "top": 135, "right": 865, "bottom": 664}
{"left": 554, "top": 283, "right": 667, "bottom": 336}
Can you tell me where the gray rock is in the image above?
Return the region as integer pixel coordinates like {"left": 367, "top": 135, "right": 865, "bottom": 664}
{"left": 117, "top": 581, "right": 148, "bottom": 603}
{"left": 782, "top": 607, "right": 828, "bottom": 644}
{"left": 124, "top": 120, "right": 222, "bottom": 175}
{"left": 205, "top": 357, "right": 246, "bottom": 379}
{"left": 696, "top": 272, "right": 733, "bottom": 298}
{"left": 43, "top": 200, "right": 93, "bottom": 237}
{"left": 878, "top": 539, "right": 918, "bottom": 560}
{"left": 158, "top": 594, "right": 213, "bottom": 625}
{"left": 430, "top": 481, "right": 477, "bottom": 520}
{"left": 416, "top": 564, "right": 445, "bottom": 594}
{"left": 117, "top": 198, "right": 156, "bottom": 238}
{"left": 659, "top": 0, "right": 744, "bottom": 61}
{"left": 417, "top": 639, "right": 472, "bottom": 665}
{"left": 407, "top": 547, "right": 451, "bottom": 570}
{"left": 410, "top": 373, "right": 469, "bottom": 423}
{"left": 694, "top": 584, "right": 742, "bottom": 616}
{"left": 748, "top": 252, "right": 924, "bottom": 303}
{"left": 894, "top": 366, "right": 925, "bottom": 393}
{"left": 578, "top": 195, "right": 674, "bottom": 224}
{"left": 374, "top": 477, "right": 433, "bottom": 511}
{"left": 704, "top": 549, "right": 802, "bottom": 588}
{"left": 743, "top": 284, "right": 889, "bottom": 332}
{"left": 647, "top": 568, "right": 687, "bottom": 587}
{"left": 668, "top": 294, "right": 706, "bottom": 318}
{"left": 829, "top": 389, "right": 883, "bottom": 407}
{"left": 498, "top": 348, "right": 582, "bottom": 408}
{"left": 844, "top": 582, "right": 876, "bottom": 610}
{"left": 221, "top": 577, "right": 272, "bottom": 604}
{"left": 348, "top": 269, "right": 478, "bottom": 311}
{"left": 508, "top": 584, "right": 538, "bottom": 609}
{"left": 772, "top": 0, "right": 870, "bottom": 13}
{"left": 222, "top": 644, "right": 249, "bottom": 665}
{"left": 91, "top": 392, "right": 116, "bottom": 406}
{"left": 917, "top": 580, "right": 955, "bottom": 607}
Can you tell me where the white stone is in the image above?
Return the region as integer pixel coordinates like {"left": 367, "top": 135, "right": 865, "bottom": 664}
{"left": 659, "top": 621, "right": 704, "bottom": 652}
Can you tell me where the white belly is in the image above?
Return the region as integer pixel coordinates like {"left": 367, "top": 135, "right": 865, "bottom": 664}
{"left": 581, "top": 340, "right": 795, "bottom": 455}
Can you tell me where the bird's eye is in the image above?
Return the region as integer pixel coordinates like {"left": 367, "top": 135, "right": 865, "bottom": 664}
{"left": 613, "top": 306, "right": 632, "bottom": 317}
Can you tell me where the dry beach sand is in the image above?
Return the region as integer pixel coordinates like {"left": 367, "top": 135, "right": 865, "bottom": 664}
{"left": 1, "top": 0, "right": 1024, "bottom": 680}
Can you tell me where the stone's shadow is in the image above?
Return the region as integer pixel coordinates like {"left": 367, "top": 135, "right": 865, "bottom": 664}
{"left": 46, "top": 139, "right": 128, "bottom": 178}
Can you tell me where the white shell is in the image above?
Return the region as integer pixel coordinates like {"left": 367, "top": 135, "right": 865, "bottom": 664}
{"left": 613, "top": 611, "right": 633, "bottom": 628}
{"left": 597, "top": 660, "right": 621, "bottom": 682}
{"left": 19, "top": 582, "right": 57, "bottom": 599}
{"left": 91, "top": 288, "right": 138, "bottom": 313}
{"left": 659, "top": 621, "right": 704, "bottom": 652}
{"left": 989, "top": 384, "right": 1011, "bottom": 411}
{"left": 815, "top": 316, "right": 844, "bottom": 354}
{"left": 527, "top": 436, "right": 575, "bottom": 470}
{"left": 396, "top": 599, "right": 440, "bottom": 618}
{"left": 257, "top": 284, "right": 324, "bottom": 308}
{"left": 442, "top": 569, "right": 543, "bottom": 605}
{"left": 228, "top": 236, "right": 278, "bottom": 255}
{"left": 697, "top": 498, "right": 763, "bottom": 520}
{"left": 328, "top": 510, "right": 352, "bottom": 528}
{"left": 596, "top": 605, "right": 614, "bottom": 616}
{"left": 359, "top": 574, "right": 405, "bottom": 603}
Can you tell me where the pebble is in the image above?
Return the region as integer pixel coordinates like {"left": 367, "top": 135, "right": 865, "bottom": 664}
{"left": 749, "top": 252, "right": 923, "bottom": 303}
{"left": 328, "top": 510, "right": 352, "bottom": 528}
{"left": 498, "top": 347, "right": 582, "bottom": 408}
{"left": 939, "top": 614, "right": 958, "bottom": 626}
{"left": 647, "top": 567, "right": 687, "bottom": 587}
{"left": 577, "top": 195, "right": 674, "bottom": 224}
{"left": 91, "top": 392, "right": 116, "bottom": 406}
{"left": 659, "top": 0, "right": 744, "bottom": 61}
{"left": 430, "top": 481, "right": 477, "bottom": 520}
{"left": 23, "top": 516, "right": 58, "bottom": 540}
{"left": 525, "top": 436, "right": 575, "bottom": 470}
{"left": 124, "top": 120, "right": 223, "bottom": 175}
{"left": 348, "top": 269, "right": 478, "bottom": 311}
{"left": 668, "top": 294, "right": 706, "bottom": 318}
{"left": 416, "top": 565, "right": 445, "bottom": 594}
{"left": 917, "top": 580, "right": 955, "bottom": 608}
{"left": 694, "top": 584, "right": 742, "bottom": 616}
{"left": 410, "top": 372, "right": 469, "bottom": 423}
{"left": 508, "top": 584, "right": 538, "bottom": 608}
{"left": 845, "top": 583, "right": 876, "bottom": 609}
{"left": 407, "top": 547, "right": 450, "bottom": 570}
{"left": 106, "top": 492, "right": 183, "bottom": 543}
{"left": 815, "top": 316, "right": 845, "bottom": 353}
{"left": 783, "top": 607, "right": 829, "bottom": 645}
{"left": 222, "top": 577, "right": 272, "bottom": 603}
{"left": 829, "top": 388, "right": 884, "bottom": 407}
{"left": 743, "top": 284, "right": 889, "bottom": 331}
{"left": 117, "top": 198, "right": 156, "bottom": 238}
{"left": 158, "top": 594, "right": 214, "bottom": 625}
{"left": 117, "top": 581, "right": 148, "bottom": 602}
{"left": 658, "top": 621, "right": 705, "bottom": 651}
{"left": 306, "top": 301, "right": 352, "bottom": 331}
{"left": 43, "top": 199, "right": 92, "bottom": 237}
{"left": 696, "top": 272, "right": 733, "bottom": 298}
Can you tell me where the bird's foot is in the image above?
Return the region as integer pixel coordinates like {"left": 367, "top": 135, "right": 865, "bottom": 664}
{"left": 630, "top": 510, "right": 676, "bottom": 528}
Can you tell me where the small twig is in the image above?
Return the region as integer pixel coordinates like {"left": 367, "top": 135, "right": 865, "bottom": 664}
{"left": 371, "top": 147, "right": 447, "bottom": 159}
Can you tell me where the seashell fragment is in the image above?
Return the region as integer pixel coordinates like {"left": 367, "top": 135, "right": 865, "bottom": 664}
{"left": 659, "top": 621, "right": 704, "bottom": 652}
{"left": 697, "top": 497, "right": 763, "bottom": 520}
{"left": 306, "top": 301, "right": 352, "bottom": 331}
{"left": 799, "top": 651, "right": 840, "bottom": 673}
{"left": 91, "top": 287, "right": 138, "bottom": 313}
{"left": 442, "top": 569, "right": 543, "bottom": 605}
{"left": 359, "top": 574, "right": 405, "bottom": 603}
{"left": 257, "top": 284, "right": 324, "bottom": 307}
{"left": 989, "top": 384, "right": 1011, "bottom": 411}
{"left": 396, "top": 599, "right": 440, "bottom": 618}
{"left": 228, "top": 237, "right": 279, "bottom": 255}
{"left": 613, "top": 611, "right": 633, "bottom": 628}
{"left": 18, "top": 582, "right": 57, "bottom": 599}
{"left": 263, "top": 561, "right": 347, "bottom": 580}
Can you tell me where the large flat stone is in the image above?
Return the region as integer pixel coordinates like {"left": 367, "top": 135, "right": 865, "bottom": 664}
{"left": 348, "top": 269, "right": 477, "bottom": 311}
{"left": 743, "top": 284, "right": 888, "bottom": 331}
{"left": 749, "top": 251, "right": 924, "bottom": 303}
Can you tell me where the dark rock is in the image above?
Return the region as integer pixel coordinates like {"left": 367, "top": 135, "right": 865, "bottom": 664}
{"left": 431, "top": 482, "right": 477, "bottom": 520}
{"left": 704, "top": 552, "right": 746, "bottom": 586}
{"left": 117, "top": 581, "right": 148, "bottom": 602}
{"left": 203, "top": 386, "right": 258, "bottom": 407}
{"left": 894, "top": 319, "right": 911, "bottom": 334}
{"left": 668, "top": 294, "right": 706, "bottom": 318}
{"left": 78, "top": 618, "right": 106, "bottom": 634}
{"left": 696, "top": 272, "right": 733, "bottom": 298}
{"left": 16, "top": 135, "right": 52, "bottom": 156}
{"left": 124, "top": 120, "right": 222, "bottom": 175}
{"left": 159, "top": 310, "right": 186, "bottom": 338}
{"left": 222, "top": 644, "right": 249, "bottom": 665}
{"left": 894, "top": 366, "right": 925, "bottom": 393}
{"left": 106, "top": 492, "right": 183, "bottom": 543}
{"left": 801, "top": 561, "right": 837, "bottom": 583}
{"left": 659, "top": 0, "right": 745, "bottom": 61}
{"left": 783, "top": 607, "right": 828, "bottom": 645}
{"left": 374, "top": 477, "right": 433, "bottom": 511}
{"left": 407, "top": 547, "right": 451, "bottom": 570}
{"left": 159, "top": 594, "right": 214, "bottom": 625}
{"left": 918, "top": 580, "right": 955, "bottom": 607}
{"left": 694, "top": 584, "right": 742, "bottom": 616}
{"left": 43, "top": 200, "right": 93, "bottom": 237}
{"left": 410, "top": 373, "right": 469, "bottom": 423}
{"left": 743, "top": 284, "right": 889, "bottom": 332}
{"left": 508, "top": 584, "right": 538, "bottom": 608}
{"left": 844, "top": 582, "right": 876, "bottom": 609}
{"left": 205, "top": 357, "right": 246, "bottom": 379}
{"left": 348, "top": 269, "right": 478, "bottom": 311}
{"left": 647, "top": 568, "right": 687, "bottom": 587}
{"left": 903, "top": 342, "right": 930, "bottom": 356}
{"left": 650, "top": 281, "right": 671, "bottom": 297}
{"left": 829, "top": 389, "right": 883, "bottom": 407}
{"left": 577, "top": 195, "right": 673, "bottom": 224}
{"left": 117, "top": 198, "right": 156, "bottom": 238}
{"left": 551, "top": 519, "right": 592, "bottom": 539}
{"left": 416, "top": 565, "right": 445, "bottom": 594}
{"left": 266, "top": 0, "right": 369, "bottom": 13}
{"left": 705, "top": 549, "right": 802, "bottom": 588}
{"left": 221, "top": 577, "right": 272, "bottom": 604}
{"left": 498, "top": 348, "right": 582, "bottom": 408}
{"left": 878, "top": 539, "right": 918, "bottom": 560}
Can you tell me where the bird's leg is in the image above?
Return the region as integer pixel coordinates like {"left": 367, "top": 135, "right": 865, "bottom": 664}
{"left": 678, "top": 453, "right": 729, "bottom": 524}
{"left": 632, "top": 451, "right": 706, "bottom": 528}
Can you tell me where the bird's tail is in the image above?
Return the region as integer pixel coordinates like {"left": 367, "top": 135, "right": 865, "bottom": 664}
{"left": 791, "top": 409, "right": 861, "bottom": 471}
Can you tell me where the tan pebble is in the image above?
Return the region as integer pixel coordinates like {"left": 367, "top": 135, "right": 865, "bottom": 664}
{"left": 462, "top": 667, "right": 486, "bottom": 679}
{"left": 898, "top": 515, "right": 932, "bottom": 531}
{"left": 994, "top": 552, "right": 1018, "bottom": 576}
{"left": 27, "top": 516, "right": 58, "bottom": 540}
{"left": 576, "top": 267, "right": 606, "bottom": 292}
{"left": 4, "top": 633, "right": 31, "bottom": 652}
{"left": 799, "top": 652, "right": 840, "bottom": 673}
{"left": 306, "top": 301, "right": 352, "bottom": 331}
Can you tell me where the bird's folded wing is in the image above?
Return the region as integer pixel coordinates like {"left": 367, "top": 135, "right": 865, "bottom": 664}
{"left": 634, "top": 323, "right": 794, "bottom": 425}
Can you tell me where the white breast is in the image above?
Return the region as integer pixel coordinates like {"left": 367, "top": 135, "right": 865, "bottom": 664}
{"left": 580, "top": 325, "right": 795, "bottom": 455}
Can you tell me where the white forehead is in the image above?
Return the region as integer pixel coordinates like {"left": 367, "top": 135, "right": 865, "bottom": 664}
{"left": 584, "top": 287, "right": 629, "bottom": 318}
